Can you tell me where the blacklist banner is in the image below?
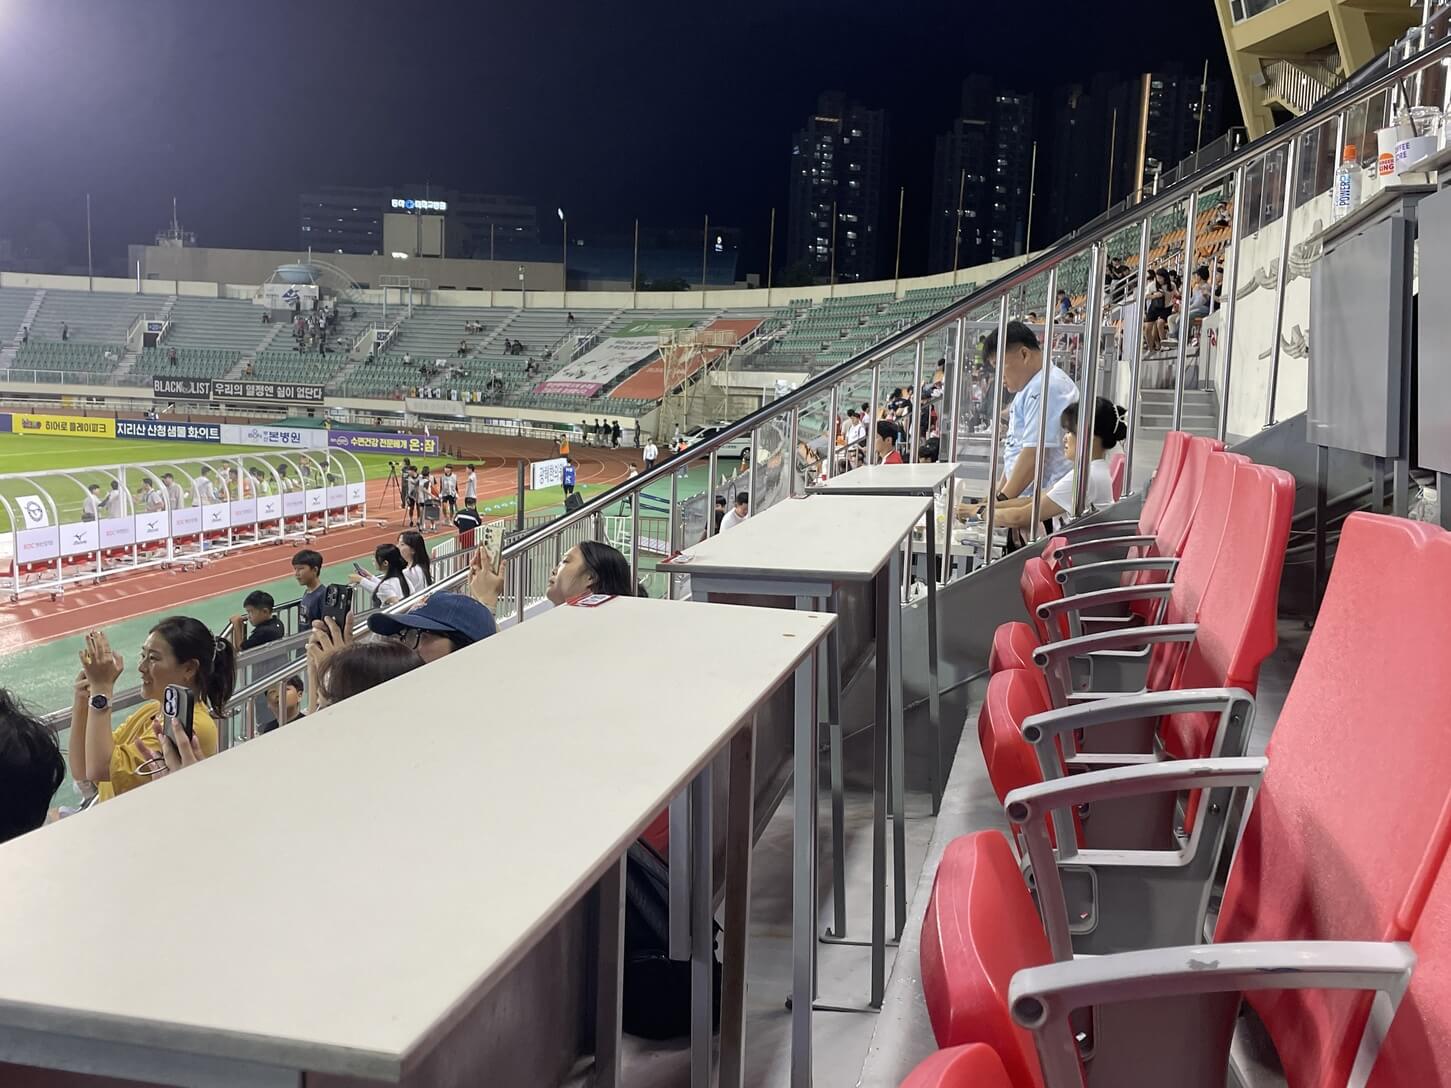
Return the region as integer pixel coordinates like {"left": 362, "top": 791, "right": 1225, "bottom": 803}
{"left": 152, "top": 377, "right": 326, "bottom": 405}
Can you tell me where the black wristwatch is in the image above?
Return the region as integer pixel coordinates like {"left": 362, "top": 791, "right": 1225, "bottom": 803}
{"left": 996, "top": 491, "right": 1009, "bottom": 503}
{"left": 89, "top": 693, "right": 110, "bottom": 712}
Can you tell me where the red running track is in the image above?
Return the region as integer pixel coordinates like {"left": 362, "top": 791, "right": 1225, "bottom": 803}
{"left": 0, "top": 445, "right": 632, "bottom": 648}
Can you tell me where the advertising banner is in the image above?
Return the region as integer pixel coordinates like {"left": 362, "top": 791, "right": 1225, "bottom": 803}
{"left": 116, "top": 419, "right": 221, "bottom": 443}
{"left": 60, "top": 521, "right": 99, "bottom": 558}
{"left": 16, "top": 527, "right": 60, "bottom": 564}
{"left": 171, "top": 508, "right": 203, "bottom": 537}
{"left": 327, "top": 430, "right": 442, "bottom": 456}
{"left": 258, "top": 495, "right": 282, "bottom": 522}
{"left": 153, "top": 377, "right": 325, "bottom": 405}
{"left": 229, "top": 499, "right": 258, "bottom": 526}
{"left": 219, "top": 423, "right": 326, "bottom": 449}
{"left": 305, "top": 488, "right": 326, "bottom": 513}
{"left": 98, "top": 517, "right": 135, "bottom": 549}
{"left": 201, "top": 503, "right": 231, "bottom": 531}
{"left": 283, "top": 492, "right": 305, "bottom": 517}
{"left": 346, "top": 482, "right": 366, "bottom": 506}
{"left": 135, "top": 513, "right": 169, "bottom": 545}
{"left": 406, "top": 397, "right": 467, "bottom": 418}
{"left": 529, "top": 457, "right": 568, "bottom": 490}
{"left": 532, "top": 337, "right": 660, "bottom": 397}
{"left": 12, "top": 413, "right": 116, "bottom": 439}
{"left": 326, "top": 485, "right": 347, "bottom": 510}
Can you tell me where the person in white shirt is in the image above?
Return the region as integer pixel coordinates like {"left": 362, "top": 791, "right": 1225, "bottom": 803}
{"left": 958, "top": 396, "right": 1124, "bottom": 530}
{"left": 719, "top": 491, "right": 749, "bottom": 531}
{"left": 82, "top": 484, "right": 102, "bottom": 522}
{"left": 103, "top": 481, "right": 126, "bottom": 518}
{"left": 137, "top": 478, "right": 166, "bottom": 513}
{"left": 161, "top": 473, "right": 185, "bottom": 510}
{"left": 349, "top": 543, "right": 413, "bottom": 608}
{"left": 464, "top": 464, "right": 478, "bottom": 502}
{"left": 439, "top": 465, "right": 459, "bottom": 519}
{"left": 643, "top": 440, "right": 659, "bottom": 471}
{"left": 844, "top": 410, "right": 868, "bottom": 449}
{"left": 194, "top": 473, "right": 217, "bottom": 506}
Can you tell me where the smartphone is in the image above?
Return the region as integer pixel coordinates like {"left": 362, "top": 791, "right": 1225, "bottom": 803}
{"left": 352, "top": 562, "right": 368, "bottom": 577}
{"left": 162, "top": 684, "right": 195, "bottom": 743}
{"left": 322, "top": 583, "right": 353, "bottom": 624}
{"left": 486, "top": 524, "right": 504, "bottom": 571}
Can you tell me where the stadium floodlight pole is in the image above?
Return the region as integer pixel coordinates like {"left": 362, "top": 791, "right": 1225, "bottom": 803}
{"left": 953, "top": 167, "right": 965, "bottom": 275}
{"left": 702, "top": 213, "right": 710, "bottom": 291}
{"left": 558, "top": 208, "right": 567, "bottom": 303}
{"left": 828, "top": 200, "right": 838, "bottom": 294}
{"left": 767, "top": 207, "right": 776, "bottom": 292}
{"left": 518, "top": 265, "right": 526, "bottom": 310}
{"left": 1025, "top": 142, "right": 1038, "bottom": 253}
{"left": 893, "top": 186, "right": 905, "bottom": 297}
{"left": 633, "top": 218, "right": 640, "bottom": 307}
{"left": 86, "top": 193, "right": 93, "bottom": 293}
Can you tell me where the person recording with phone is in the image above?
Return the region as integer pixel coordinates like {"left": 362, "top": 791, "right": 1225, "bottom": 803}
{"left": 70, "top": 616, "right": 234, "bottom": 801}
{"left": 349, "top": 543, "right": 412, "bottom": 608}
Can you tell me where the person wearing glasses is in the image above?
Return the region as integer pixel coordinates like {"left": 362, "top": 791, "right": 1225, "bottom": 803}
{"left": 70, "top": 617, "right": 234, "bottom": 801}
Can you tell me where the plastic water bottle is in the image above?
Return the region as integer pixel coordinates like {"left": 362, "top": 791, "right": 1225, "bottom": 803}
{"left": 1332, "top": 144, "right": 1362, "bottom": 221}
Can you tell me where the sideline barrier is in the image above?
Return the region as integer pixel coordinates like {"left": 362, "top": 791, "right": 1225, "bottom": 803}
{"left": 0, "top": 448, "right": 368, "bottom": 603}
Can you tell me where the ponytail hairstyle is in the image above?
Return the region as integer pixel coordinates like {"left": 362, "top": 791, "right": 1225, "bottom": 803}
{"left": 149, "top": 616, "right": 236, "bottom": 717}
{"left": 374, "top": 543, "right": 410, "bottom": 601}
{"left": 1060, "top": 396, "right": 1129, "bottom": 451}
{"left": 398, "top": 530, "right": 433, "bottom": 586}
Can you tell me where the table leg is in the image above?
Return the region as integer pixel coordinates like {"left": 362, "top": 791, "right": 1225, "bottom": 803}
{"left": 594, "top": 855, "right": 626, "bottom": 1088}
{"left": 870, "top": 566, "right": 889, "bottom": 1007}
{"left": 886, "top": 550, "right": 908, "bottom": 941}
{"left": 668, "top": 788, "right": 690, "bottom": 962}
{"left": 824, "top": 594, "right": 847, "bottom": 944}
{"left": 925, "top": 509, "right": 943, "bottom": 815}
{"left": 791, "top": 654, "right": 819, "bottom": 1088}
{"left": 1441, "top": 472, "right": 1451, "bottom": 531}
{"left": 719, "top": 723, "right": 757, "bottom": 1088}
{"left": 690, "top": 765, "right": 714, "bottom": 1088}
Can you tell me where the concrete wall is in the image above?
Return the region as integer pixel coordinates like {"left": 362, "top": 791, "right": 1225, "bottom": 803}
{"left": 5, "top": 250, "right": 1031, "bottom": 315}
{"left": 126, "top": 246, "right": 565, "bottom": 294}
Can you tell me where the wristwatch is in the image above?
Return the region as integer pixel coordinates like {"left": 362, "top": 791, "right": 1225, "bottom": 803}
{"left": 89, "top": 693, "right": 110, "bottom": 712}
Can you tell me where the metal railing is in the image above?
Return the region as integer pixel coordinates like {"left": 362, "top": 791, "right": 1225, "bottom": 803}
{"left": 43, "top": 25, "right": 1451, "bottom": 765}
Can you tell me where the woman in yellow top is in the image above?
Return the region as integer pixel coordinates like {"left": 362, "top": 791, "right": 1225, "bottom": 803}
{"left": 71, "top": 616, "right": 235, "bottom": 801}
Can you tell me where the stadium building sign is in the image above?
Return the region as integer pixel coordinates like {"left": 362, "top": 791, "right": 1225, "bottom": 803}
{"left": 116, "top": 419, "right": 222, "bottom": 443}
{"left": 327, "top": 430, "right": 441, "bottom": 456}
{"left": 390, "top": 197, "right": 447, "bottom": 211}
{"left": 152, "top": 377, "right": 326, "bottom": 404}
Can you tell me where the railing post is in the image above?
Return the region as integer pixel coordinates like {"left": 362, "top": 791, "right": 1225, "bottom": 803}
{"left": 981, "top": 301, "right": 1011, "bottom": 557}
{"left": 1266, "top": 136, "right": 1300, "bottom": 428}
{"left": 1122, "top": 218, "right": 1152, "bottom": 490}
{"left": 824, "top": 386, "right": 839, "bottom": 480}
{"left": 1074, "top": 244, "right": 1107, "bottom": 517}
{"left": 1171, "top": 189, "right": 1200, "bottom": 430}
{"left": 1027, "top": 266, "right": 1059, "bottom": 537}
{"left": 940, "top": 316, "right": 967, "bottom": 579}
{"left": 909, "top": 340, "right": 924, "bottom": 464}
{"left": 629, "top": 489, "right": 641, "bottom": 595}
{"left": 1216, "top": 164, "right": 1248, "bottom": 442}
{"left": 787, "top": 406, "right": 801, "bottom": 497}
{"left": 747, "top": 425, "right": 758, "bottom": 508}
{"left": 867, "top": 362, "right": 881, "bottom": 464}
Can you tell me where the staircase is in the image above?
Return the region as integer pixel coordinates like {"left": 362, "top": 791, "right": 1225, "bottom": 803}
{"left": 1136, "top": 387, "right": 1219, "bottom": 435}
{"left": 1, "top": 289, "right": 46, "bottom": 368}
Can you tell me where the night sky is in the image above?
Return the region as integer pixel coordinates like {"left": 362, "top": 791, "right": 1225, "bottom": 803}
{"left": 0, "top": 0, "right": 1231, "bottom": 279}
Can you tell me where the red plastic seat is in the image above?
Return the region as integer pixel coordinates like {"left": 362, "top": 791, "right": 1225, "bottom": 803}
{"left": 979, "top": 454, "right": 1276, "bottom": 814}
{"left": 934, "top": 513, "right": 1451, "bottom": 1087}
{"left": 1108, "top": 452, "right": 1126, "bottom": 501}
{"left": 1214, "top": 513, "right": 1451, "bottom": 1087}
{"left": 920, "top": 833, "right": 1050, "bottom": 1088}
{"left": 900, "top": 1044, "right": 1015, "bottom": 1088}
{"left": 1000, "top": 436, "right": 1226, "bottom": 670}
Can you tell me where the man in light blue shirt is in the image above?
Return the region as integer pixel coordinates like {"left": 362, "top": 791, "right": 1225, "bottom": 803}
{"left": 987, "top": 321, "right": 1079, "bottom": 500}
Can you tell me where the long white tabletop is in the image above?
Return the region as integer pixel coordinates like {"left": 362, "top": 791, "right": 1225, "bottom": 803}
{"left": 0, "top": 596, "right": 834, "bottom": 1082}
{"left": 810, "top": 462, "right": 959, "bottom": 493}
{"left": 668, "top": 494, "right": 932, "bottom": 583}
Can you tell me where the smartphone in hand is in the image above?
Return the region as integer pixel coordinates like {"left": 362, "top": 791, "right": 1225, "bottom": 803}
{"left": 162, "top": 684, "right": 196, "bottom": 744}
{"left": 322, "top": 583, "right": 353, "bottom": 625}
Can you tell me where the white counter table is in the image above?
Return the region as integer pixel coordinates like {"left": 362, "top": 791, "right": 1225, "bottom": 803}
{"left": 0, "top": 597, "right": 834, "bottom": 1088}
{"left": 662, "top": 493, "right": 931, "bottom": 1087}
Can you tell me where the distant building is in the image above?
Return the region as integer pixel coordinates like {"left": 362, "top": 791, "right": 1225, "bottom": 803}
{"left": 786, "top": 92, "right": 889, "bottom": 283}
{"left": 298, "top": 186, "right": 537, "bottom": 258}
{"left": 929, "top": 77, "right": 1034, "bottom": 271}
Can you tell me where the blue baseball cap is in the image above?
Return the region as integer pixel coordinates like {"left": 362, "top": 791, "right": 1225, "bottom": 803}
{"left": 367, "top": 592, "right": 497, "bottom": 647}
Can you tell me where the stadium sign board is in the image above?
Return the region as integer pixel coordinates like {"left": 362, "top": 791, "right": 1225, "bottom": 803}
{"left": 116, "top": 419, "right": 222, "bottom": 443}
{"left": 327, "top": 430, "right": 441, "bottom": 456}
{"left": 152, "top": 377, "right": 326, "bottom": 405}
